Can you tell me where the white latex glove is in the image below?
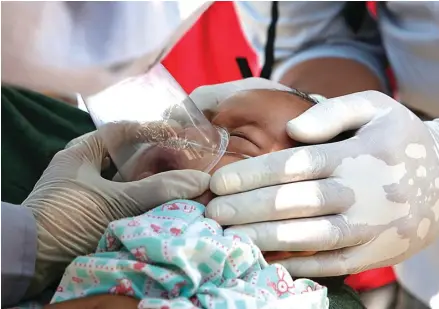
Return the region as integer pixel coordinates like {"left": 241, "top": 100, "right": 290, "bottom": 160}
{"left": 23, "top": 123, "right": 210, "bottom": 296}
{"left": 188, "top": 77, "right": 292, "bottom": 111}
{"left": 205, "top": 90, "right": 439, "bottom": 277}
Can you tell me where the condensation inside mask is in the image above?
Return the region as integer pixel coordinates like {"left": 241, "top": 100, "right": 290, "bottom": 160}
{"left": 81, "top": 64, "right": 249, "bottom": 182}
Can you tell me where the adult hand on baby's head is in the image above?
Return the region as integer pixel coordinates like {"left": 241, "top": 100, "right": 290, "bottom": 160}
{"left": 24, "top": 123, "right": 210, "bottom": 298}
{"left": 206, "top": 90, "right": 439, "bottom": 277}
{"left": 188, "top": 77, "right": 291, "bottom": 112}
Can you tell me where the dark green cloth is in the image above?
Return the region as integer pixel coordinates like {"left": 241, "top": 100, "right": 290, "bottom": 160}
{"left": 313, "top": 276, "right": 366, "bottom": 309}
{"left": 1, "top": 86, "right": 365, "bottom": 309}
{"left": 1, "top": 86, "right": 95, "bottom": 204}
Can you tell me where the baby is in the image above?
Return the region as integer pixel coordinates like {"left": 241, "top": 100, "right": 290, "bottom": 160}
{"left": 198, "top": 89, "right": 320, "bottom": 260}
{"left": 121, "top": 88, "right": 320, "bottom": 260}
{"left": 38, "top": 89, "right": 330, "bottom": 309}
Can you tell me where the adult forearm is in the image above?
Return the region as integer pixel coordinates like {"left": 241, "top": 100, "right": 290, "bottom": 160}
{"left": 279, "top": 57, "right": 384, "bottom": 98}
{"left": 234, "top": 2, "right": 387, "bottom": 97}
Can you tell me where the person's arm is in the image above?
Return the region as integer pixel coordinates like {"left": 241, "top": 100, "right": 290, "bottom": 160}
{"left": 1, "top": 202, "right": 37, "bottom": 307}
{"left": 234, "top": 2, "right": 387, "bottom": 97}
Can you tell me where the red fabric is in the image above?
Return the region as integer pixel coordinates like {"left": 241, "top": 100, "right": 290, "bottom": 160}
{"left": 162, "top": 2, "right": 259, "bottom": 94}
{"left": 163, "top": 0, "right": 397, "bottom": 293}
{"left": 345, "top": 268, "right": 396, "bottom": 292}
{"left": 367, "top": 1, "right": 378, "bottom": 16}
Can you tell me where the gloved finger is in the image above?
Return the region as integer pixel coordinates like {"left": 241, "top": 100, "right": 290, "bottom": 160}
{"left": 66, "top": 120, "right": 186, "bottom": 179}
{"left": 277, "top": 244, "right": 384, "bottom": 277}
{"left": 225, "top": 214, "right": 366, "bottom": 252}
{"left": 210, "top": 138, "right": 360, "bottom": 195}
{"left": 190, "top": 77, "right": 291, "bottom": 112}
{"left": 109, "top": 169, "right": 211, "bottom": 212}
{"left": 206, "top": 178, "right": 353, "bottom": 225}
{"left": 65, "top": 131, "right": 96, "bottom": 149}
{"left": 61, "top": 129, "right": 107, "bottom": 171}
{"left": 61, "top": 122, "right": 134, "bottom": 171}
{"left": 68, "top": 121, "right": 166, "bottom": 170}
{"left": 66, "top": 134, "right": 111, "bottom": 173}
{"left": 66, "top": 129, "right": 135, "bottom": 174}
{"left": 287, "top": 91, "right": 391, "bottom": 144}
{"left": 101, "top": 119, "right": 185, "bottom": 170}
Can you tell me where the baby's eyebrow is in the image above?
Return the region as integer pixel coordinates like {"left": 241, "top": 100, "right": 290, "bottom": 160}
{"left": 285, "top": 89, "right": 319, "bottom": 105}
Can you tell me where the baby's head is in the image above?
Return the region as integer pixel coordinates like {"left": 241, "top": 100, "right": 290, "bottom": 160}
{"left": 124, "top": 88, "right": 319, "bottom": 260}
{"left": 125, "top": 88, "right": 318, "bottom": 182}
{"left": 204, "top": 89, "right": 317, "bottom": 175}
{"left": 201, "top": 89, "right": 320, "bottom": 261}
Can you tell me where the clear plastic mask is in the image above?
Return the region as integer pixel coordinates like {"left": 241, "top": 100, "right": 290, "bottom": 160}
{"left": 81, "top": 64, "right": 229, "bottom": 181}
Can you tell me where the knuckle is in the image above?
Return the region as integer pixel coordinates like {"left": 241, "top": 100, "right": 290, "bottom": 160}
{"left": 284, "top": 146, "right": 329, "bottom": 180}
{"left": 312, "top": 184, "right": 326, "bottom": 208}
{"left": 325, "top": 179, "right": 355, "bottom": 212}
{"left": 329, "top": 215, "right": 350, "bottom": 249}
{"left": 307, "top": 145, "right": 328, "bottom": 175}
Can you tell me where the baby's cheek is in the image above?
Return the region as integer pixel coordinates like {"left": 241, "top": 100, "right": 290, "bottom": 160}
{"left": 208, "top": 154, "right": 244, "bottom": 175}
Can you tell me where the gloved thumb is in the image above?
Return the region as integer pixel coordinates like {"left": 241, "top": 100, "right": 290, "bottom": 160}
{"left": 67, "top": 121, "right": 147, "bottom": 171}
{"left": 109, "top": 169, "right": 211, "bottom": 213}
{"left": 62, "top": 128, "right": 108, "bottom": 173}
{"left": 287, "top": 91, "right": 382, "bottom": 144}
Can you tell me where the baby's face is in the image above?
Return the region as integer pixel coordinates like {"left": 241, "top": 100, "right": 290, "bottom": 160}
{"left": 122, "top": 89, "right": 317, "bottom": 260}
{"left": 207, "top": 89, "right": 314, "bottom": 174}
{"left": 123, "top": 89, "right": 314, "bottom": 182}
{"left": 199, "top": 89, "right": 318, "bottom": 260}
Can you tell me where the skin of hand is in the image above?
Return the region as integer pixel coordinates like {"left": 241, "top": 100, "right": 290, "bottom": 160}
{"left": 43, "top": 295, "right": 139, "bottom": 309}
{"left": 205, "top": 89, "right": 439, "bottom": 277}
{"left": 23, "top": 122, "right": 210, "bottom": 298}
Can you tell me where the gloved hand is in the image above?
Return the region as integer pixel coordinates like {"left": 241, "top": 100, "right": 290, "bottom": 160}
{"left": 205, "top": 90, "right": 439, "bottom": 277}
{"left": 188, "top": 77, "right": 291, "bottom": 111}
{"left": 23, "top": 123, "right": 210, "bottom": 297}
